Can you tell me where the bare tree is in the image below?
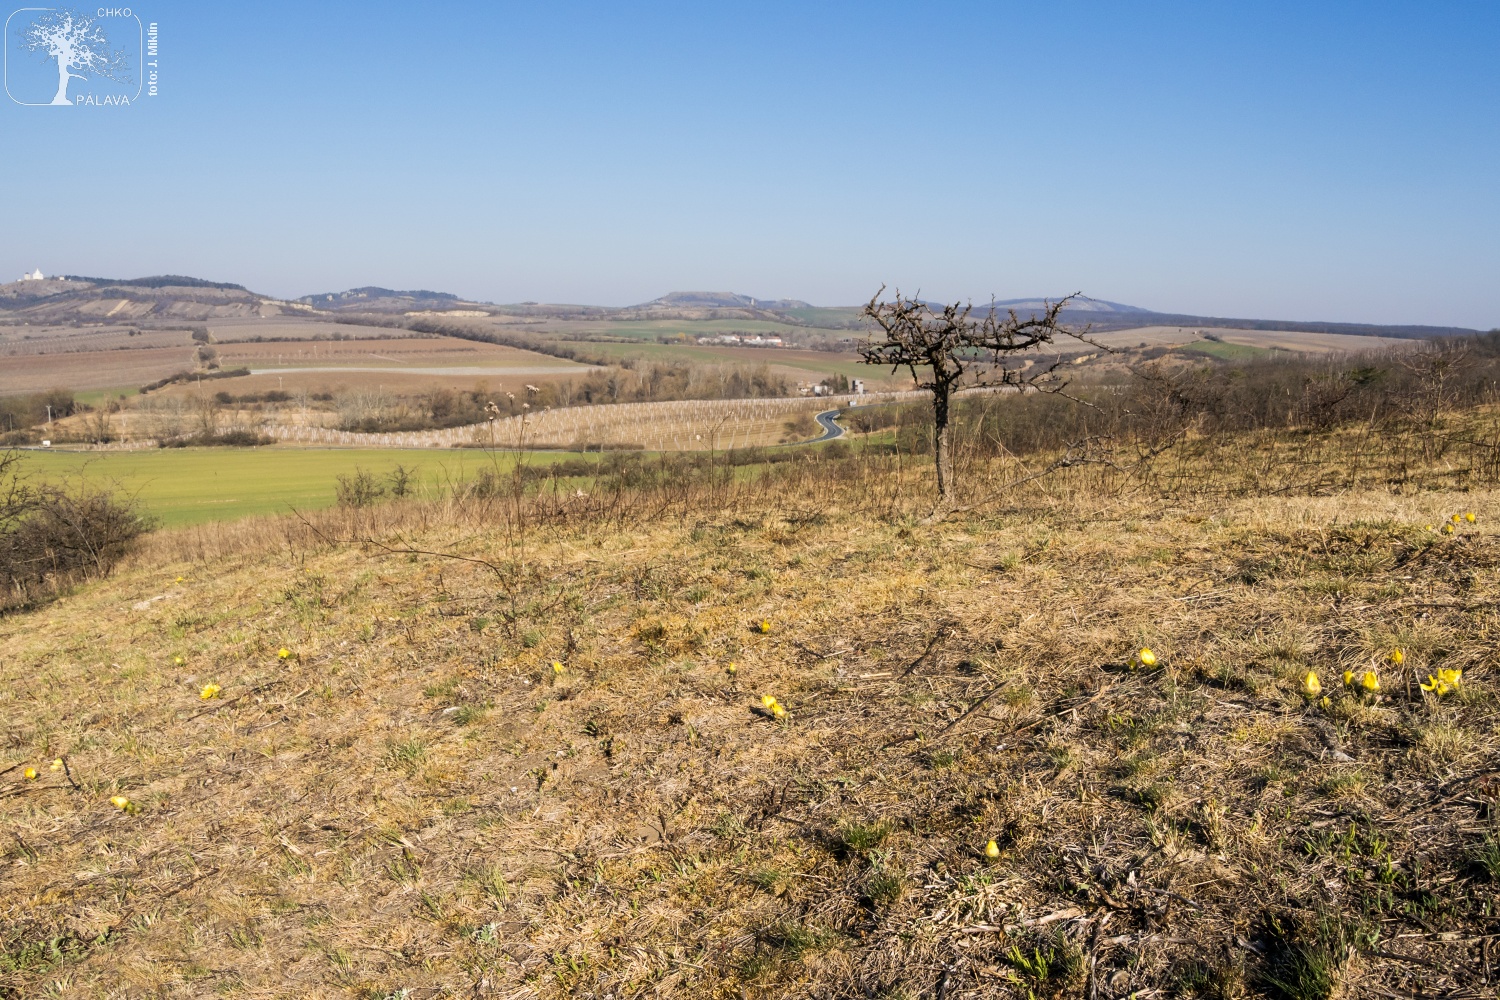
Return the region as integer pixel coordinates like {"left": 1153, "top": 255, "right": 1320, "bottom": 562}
{"left": 21, "top": 9, "right": 131, "bottom": 106}
{"left": 860, "top": 289, "right": 1097, "bottom": 513}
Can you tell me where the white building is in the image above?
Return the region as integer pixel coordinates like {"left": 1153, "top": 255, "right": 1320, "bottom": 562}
{"left": 18, "top": 268, "right": 45, "bottom": 281}
{"left": 851, "top": 379, "right": 866, "bottom": 395}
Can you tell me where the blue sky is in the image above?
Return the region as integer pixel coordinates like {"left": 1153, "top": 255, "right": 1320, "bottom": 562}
{"left": 2, "top": 1, "right": 1497, "bottom": 327}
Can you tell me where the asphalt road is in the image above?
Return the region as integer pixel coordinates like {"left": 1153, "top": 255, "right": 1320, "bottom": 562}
{"left": 811, "top": 408, "right": 845, "bottom": 442}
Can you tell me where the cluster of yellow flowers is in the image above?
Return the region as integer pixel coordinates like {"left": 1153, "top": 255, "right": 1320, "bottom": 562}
{"left": 1429, "top": 512, "right": 1477, "bottom": 535}
{"left": 759, "top": 694, "right": 787, "bottom": 719}
{"left": 20, "top": 759, "right": 66, "bottom": 782}
{"left": 1303, "top": 650, "right": 1411, "bottom": 702}
{"left": 1421, "top": 667, "right": 1463, "bottom": 696}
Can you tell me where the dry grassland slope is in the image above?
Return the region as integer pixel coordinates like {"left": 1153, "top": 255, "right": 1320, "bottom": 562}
{"left": 2, "top": 454, "right": 1499, "bottom": 998}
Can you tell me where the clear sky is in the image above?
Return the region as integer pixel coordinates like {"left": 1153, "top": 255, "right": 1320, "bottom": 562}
{"left": 2, "top": 1, "right": 1497, "bottom": 327}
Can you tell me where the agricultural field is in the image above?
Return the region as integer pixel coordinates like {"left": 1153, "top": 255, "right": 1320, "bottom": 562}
{"left": 1092, "top": 325, "right": 1424, "bottom": 354}
{"left": 12, "top": 447, "right": 589, "bottom": 527}
{"left": 553, "top": 339, "right": 896, "bottom": 385}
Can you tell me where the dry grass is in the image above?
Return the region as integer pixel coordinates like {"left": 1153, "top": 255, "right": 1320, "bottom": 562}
{"left": 2, "top": 425, "right": 1500, "bottom": 998}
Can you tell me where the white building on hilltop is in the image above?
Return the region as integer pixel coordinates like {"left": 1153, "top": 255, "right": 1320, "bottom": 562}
{"left": 18, "top": 268, "right": 45, "bottom": 281}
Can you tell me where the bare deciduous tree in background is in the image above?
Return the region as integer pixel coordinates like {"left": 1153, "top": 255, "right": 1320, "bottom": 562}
{"left": 860, "top": 288, "right": 1098, "bottom": 514}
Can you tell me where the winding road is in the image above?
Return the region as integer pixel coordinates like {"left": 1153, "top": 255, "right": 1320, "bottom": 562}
{"left": 810, "top": 408, "right": 845, "bottom": 443}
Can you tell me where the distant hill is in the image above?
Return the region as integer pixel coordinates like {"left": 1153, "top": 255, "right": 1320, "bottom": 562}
{"left": 294, "top": 287, "right": 481, "bottom": 313}
{"left": 966, "top": 297, "right": 1479, "bottom": 340}
{"left": 61, "top": 274, "right": 248, "bottom": 291}
{"left": 637, "top": 291, "right": 814, "bottom": 311}
{"left": 0, "top": 274, "right": 286, "bottom": 323}
{"left": 0, "top": 274, "right": 1482, "bottom": 340}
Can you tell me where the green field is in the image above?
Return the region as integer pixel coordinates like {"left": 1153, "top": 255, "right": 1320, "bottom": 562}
{"left": 1178, "top": 338, "right": 1271, "bottom": 360}
{"left": 14, "top": 447, "right": 593, "bottom": 528}
{"left": 557, "top": 340, "right": 879, "bottom": 380}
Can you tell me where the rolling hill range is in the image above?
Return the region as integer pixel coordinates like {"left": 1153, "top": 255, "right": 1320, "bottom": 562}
{"left": 1, "top": 276, "right": 1484, "bottom": 340}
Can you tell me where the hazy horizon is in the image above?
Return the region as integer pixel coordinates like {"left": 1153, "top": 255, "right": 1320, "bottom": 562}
{"left": 3, "top": 1, "right": 1498, "bottom": 328}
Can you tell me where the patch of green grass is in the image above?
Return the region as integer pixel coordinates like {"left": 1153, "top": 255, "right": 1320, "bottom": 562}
{"left": 863, "top": 870, "right": 904, "bottom": 908}
{"left": 451, "top": 705, "right": 487, "bottom": 726}
{"left": 838, "top": 819, "right": 892, "bottom": 854}
{"left": 1257, "top": 912, "right": 1360, "bottom": 1000}
{"left": 385, "top": 738, "right": 428, "bottom": 772}
{"left": 1468, "top": 832, "right": 1500, "bottom": 881}
{"left": 1005, "top": 936, "right": 1086, "bottom": 995}
{"left": 15, "top": 447, "right": 593, "bottom": 527}
{"left": 1179, "top": 339, "right": 1271, "bottom": 361}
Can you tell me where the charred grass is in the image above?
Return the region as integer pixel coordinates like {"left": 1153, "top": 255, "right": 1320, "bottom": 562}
{"left": 2, "top": 418, "right": 1500, "bottom": 997}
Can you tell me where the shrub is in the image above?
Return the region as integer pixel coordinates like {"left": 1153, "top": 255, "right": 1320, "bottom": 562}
{"left": 334, "top": 468, "right": 384, "bottom": 508}
{"left": 0, "top": 451, "right": 153, "bottom": 611}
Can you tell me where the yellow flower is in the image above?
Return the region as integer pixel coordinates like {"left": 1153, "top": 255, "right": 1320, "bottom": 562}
{"left": 110, "top": 795, "right": 131, "bottom": 811}
{"left": 1360, "top": 670, "right": 1380, "bottom": 692}
{"left": 1420, "top": 668, "right": 1462, "bottom": 695}
{"left": 1319, "top": 696, "right": 1331, "bottom": 709}
{"left": 277, "top": 648, "right": 292, "bottom": 660}
{"left": 985, "top": 839, "right": 1000, "bottom": 858}
{"left": 1300, "top": 672, "right": 1322, "bottom": 698}
{"left": 23, "top": 767, "right": 37, "bottom": 781}
{"left": 760, "top": 694, "right": 779, "bottom": 709}
{"left": 50, "top": 758, "right": 63, "bottom": 771}
{"left": 1465, "top": 512, "right": 1477, "bottom": 523}
{"left": 1452, "top": 513, "right": 1463, "bottom": 523}
{"left": 1390, "top": 649, "right": 1404, "bottom": 666}
{"left": 1444, "top": 523, "right": 1456, "bottom": 535}
{"left": 1425, "top": 524, "right": 1434, "bottom": 531}
{"left": 551, "top": 661, "right": 565, "bottom": 675}
{"left": 199, "top": 683, "right": 221, "bottom": 700}
{"left": 758, "top": 620, "right": 771, "bottom": 634}
{"left": 1343, "top": 669, "right": 1355, "bottom": 687}
{"left": 771, "top": 703, "right": 787, "bottom": 719}
{"left": 175, "top": 576, "right": 185, "bottom": 583}
{"left": 173, "top": 655, "right": 185, "bottom": 666}
{"left": 726, "top": 661, "right": 737, "bottom": 676}
{"left": 1137, "top": 647, "right": 1158, "bottom": 667}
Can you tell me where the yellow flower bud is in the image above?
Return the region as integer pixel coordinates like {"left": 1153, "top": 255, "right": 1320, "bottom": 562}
{"left": 110, "top": 795, "right": 131, "bottom": 810}
{"left": 1360, "top": 670, "right": 1380, "bottom": 692}
{"left": 1137, "top": 648, "right": 1157, "bottom": 667}
{"left": 1300, "top": 672, "right": 1322, "bottom": 698}
{"left": 985, "top": 839, "right": 1000, "bottom": 858}
{"left": 1390, "top": 649, "right": 1404, "bottom": 665}
{"left": 23, "top": 767, "right": 37, "bottom": 781}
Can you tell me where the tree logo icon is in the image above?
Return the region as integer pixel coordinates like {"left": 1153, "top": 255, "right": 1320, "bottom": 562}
{"left": 5, "top": 7, "right": 141, "bottom": 107}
